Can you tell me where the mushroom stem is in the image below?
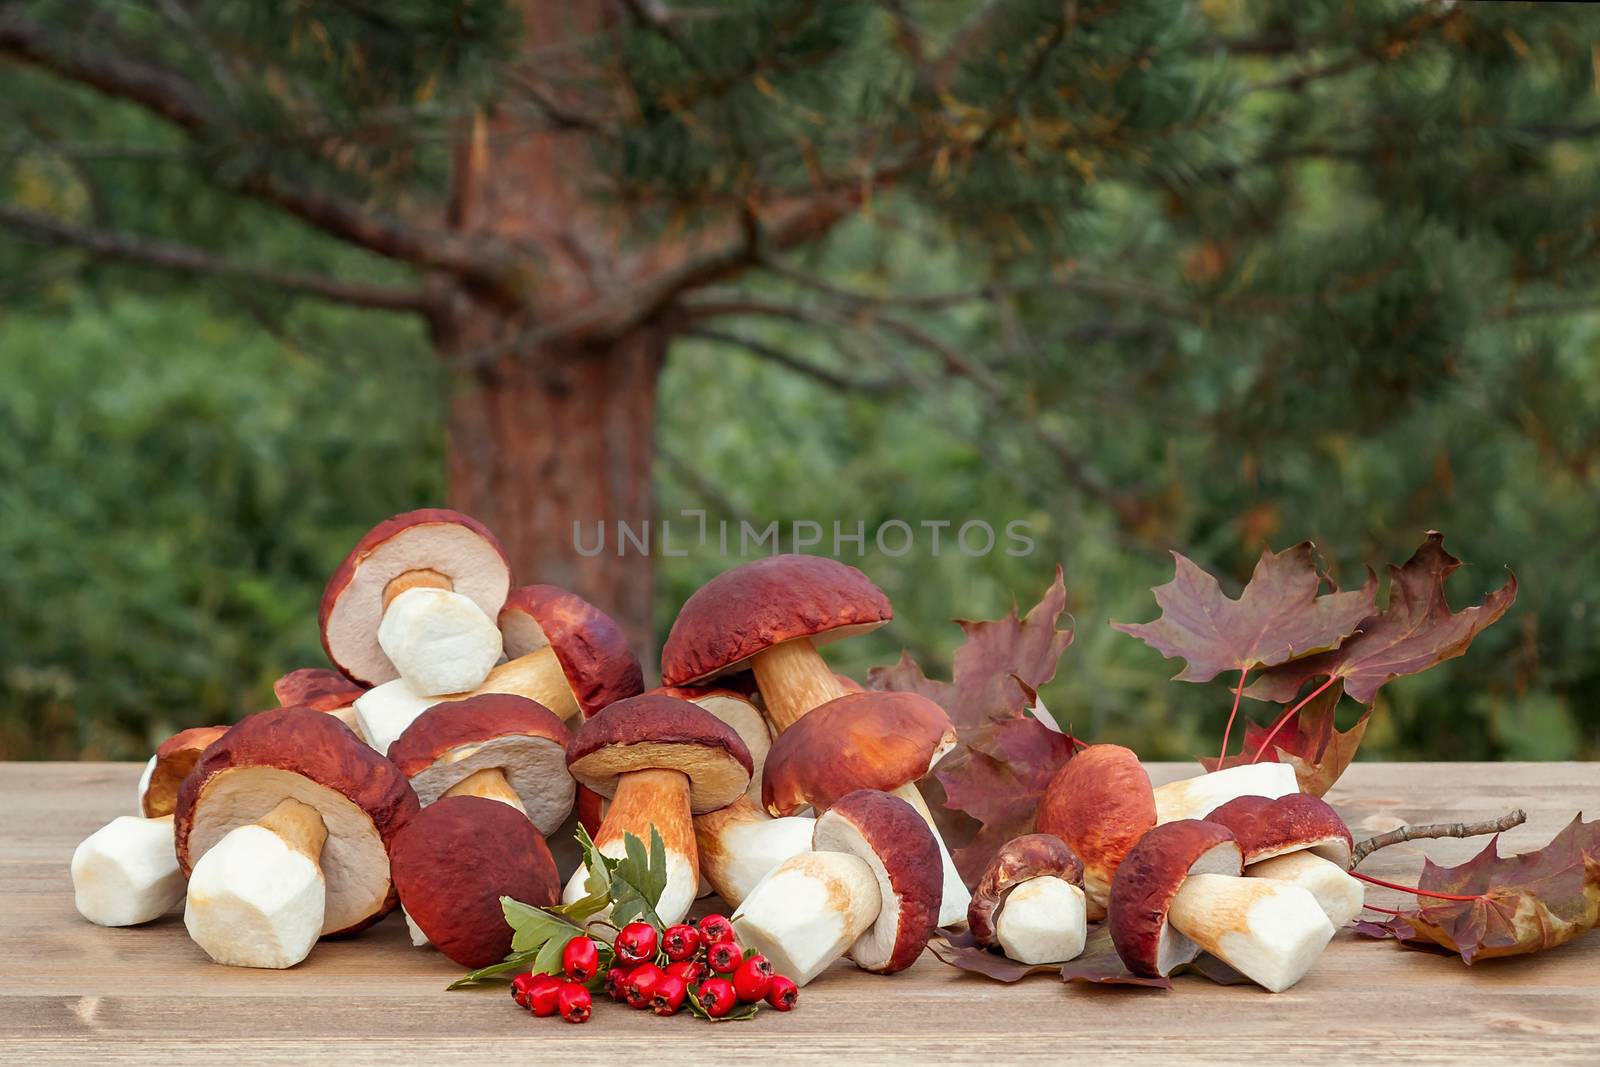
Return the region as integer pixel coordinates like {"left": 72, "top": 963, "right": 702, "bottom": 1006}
{"left": 694, "top": 796, "right": 816, "bottom": 909}
{"left": 71, "top": 813, "right": 184, "bottom": 927}
{"left": 1167, "top": 873, "right": 1335, "bottom": 993}
{"left": 888, "top": 781, "right": 971, "bottom": 927}
{"left": 752, "top": 639, "right": 851, "bottom": 733}
{"left": 256, "top": 797, "right": 330, "bottom": 861}
{"left": 564, "top": 768, "right": 698, "bottom": 924}
{"left": 475, "top": 646, "right": 581, "bottom": 720}
{"left": 382, "top": 568, "right": 454, "bottom": 607}
{"left": 994, "top": 877, "right": 1087, "bottom": 965}
{"left": 1247, "top": 852, "right": 1364, "bottom": 927}
{"left": 1153, "top": 763, "right": 1300, "bottom": 825}
{"left": 732, "top": 851, "right": 882, "bottom": 986}
{"left": 442, "top": 767, "right": 528, "bottom": 816}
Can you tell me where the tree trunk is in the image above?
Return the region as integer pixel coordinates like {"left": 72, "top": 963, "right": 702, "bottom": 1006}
{"left": 439, "top": 309, "right": 665, "bottom": 670}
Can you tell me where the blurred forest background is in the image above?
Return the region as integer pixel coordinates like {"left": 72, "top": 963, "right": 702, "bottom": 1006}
{"left": 2, "top": 1, "right": 1597, "bottom": 763}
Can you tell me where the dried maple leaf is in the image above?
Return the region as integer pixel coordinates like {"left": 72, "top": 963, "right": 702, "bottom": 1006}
{"left": 1198, "top": 681, "right": 1370, "bottom": 796}
{"left": 1247, "top": 532, "right": 1516, "bottom": 705}
{"left": 926, "top": 928, "right": 1062, "bottom": 983}
{"left": 1355, "top": 815, "right": 1600, "bottom": 963}
{"left": 1112, "top": 542, "right": 1376, "bottom": 684}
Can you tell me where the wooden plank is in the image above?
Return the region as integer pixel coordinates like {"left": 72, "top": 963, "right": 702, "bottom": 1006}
{"left": 1, "top": 761, "right": 1596, "bottom": 1065}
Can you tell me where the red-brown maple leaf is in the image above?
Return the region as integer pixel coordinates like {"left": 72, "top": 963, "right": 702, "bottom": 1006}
{"left": 1197, "top": 680, "right": 1370, "bottom": 796}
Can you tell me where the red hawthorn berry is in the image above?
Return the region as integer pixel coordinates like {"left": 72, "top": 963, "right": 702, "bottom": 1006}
{"left": 558, "top": 983, "right": 592, "bottom": 1023}
{"left": 509, "top": 972, "right": 539, "bottom": 1008}
{"left": 650, "top": 974, "right": 688, "bottom": 1016}
{"left": 561, "top": 935, "right": 599, "bottom": 983}
{"left": 698, "top": 976, "right": 738, "bottom": 1018}
{"left": 732, "top": 955, "right": 774, "bottom": 1002}
{"left": 661, "top": 923, "right": 702, "bottom": 962}
{"left": 604, "top": 966, "right": 631, "bottom": 1002}
{"left": 625, "top": 963, "right": 664, "bottom": 1010}
{"left": 616, "top": 921, "right": 660, "bottom": 965}
{"left": 527, "top": 975, "right": 564, "bottom": 1017}
{"left": 765, "top": 975, "right": 799, "bottom": 1011}
{"left": 706, "top": 939, "right": 743, "bottom": 974}
{"left": 697, "top": 914, "right": 735, "bottom": 945}
{"left": 666, "top": 959, "right": 707, "bottom": 985}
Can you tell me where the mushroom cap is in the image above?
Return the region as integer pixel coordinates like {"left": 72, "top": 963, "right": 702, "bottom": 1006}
{"left": 1109, "top": 819, "right": 1243, "bottom": 978}
{"left": 389, "top": 795, "right": 560, "bottom": 968}
{"left": 174, "top": 707, "right": 419, "bottom": 936}
{"left": 499, "top": 584, "right": 644, "bottom": 716}
{"left": 1205, "top": 793, "right": 1353, "bottom": 868}
{"left": 141, "top": 725, "right": 228, "bottom": 818}
{"left": 812, "top": 789, "right": 942, "bottom": 974}
{"left": 272, "top": 668, "right": 365, "bottom": 712}
{"left": 654, "top": 684, "right": 773, "bottom": 805}
{"left": 387, "top": 694, "right": 574, "bottom": 835}
{"left": 566, "top": 694, "right": 753, "bottom": 814}
{"left": 1034, "top": 744, "right": 1156, "bottom": 913}
{"left": 660, "top": 555, "right": 891, "bottom": 686}
{"left": 319, "top": 509, "right": 511, "bottom": 687}
{"left": 762, "top": 691, "right": 955, "bottom": 817}
{"left": 968, "top": 833, "right": 1085, "bottom": 949}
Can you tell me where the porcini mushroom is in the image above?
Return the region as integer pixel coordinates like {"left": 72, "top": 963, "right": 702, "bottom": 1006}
{"left": 563, "top": 694, "right": 752, "bottom": 925}
{"left": 1034, "top": 744, "right": 1156, "bottom": 920}
{"left": 1110, "top": 819, "right": 1335, "bottom": 992}
{"left": 273, "top": 668, "right": 366, "bottom": 736}
{"left": 72, "top": 725, "right": 227, "bottom": 927}
{"left": 733, "top": 789, "right": 941, "bottom": 986}
{"left": 1152, "top": 762, "right": 1300, "bottom": 824}
{"left": 1206, "top": 793, "right": 1363, "bottom": 926}
{"left": 388, "top": 796, "right": 561, "bottom": 967}
{"left": 320, "top": 509, "right": 510, "bottom": 695}
{"left": 175, "top": 707, "right": 417, "bottom": 969}
{"left": 761, "top": 690, "right": 970, "bottom": 926}
{"left": 660, "top": 555, "right": 891, "bottom": 733}
{"left": 968, "top": 834, "right": 1088, "bottom": 965}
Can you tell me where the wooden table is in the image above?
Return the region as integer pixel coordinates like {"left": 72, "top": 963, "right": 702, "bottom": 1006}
{"left": 3, "top": 762, "right": 1596, "bottom": 1064}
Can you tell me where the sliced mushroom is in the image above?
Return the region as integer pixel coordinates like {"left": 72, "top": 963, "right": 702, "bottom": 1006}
{"left": 969, "top": 834, "right": 1087, "bottom": 965}
{"left": 1152, "top": 762, "right": 1299, "bottom": 824}
{"left": 1034, "top": 744, "right": 1156, "bottom": 920}
{"left": 1207, "top": 793, "right": 1363, "bottom": 926}
{"left": 175, "top": 708, "right": 418, "bottom": 968}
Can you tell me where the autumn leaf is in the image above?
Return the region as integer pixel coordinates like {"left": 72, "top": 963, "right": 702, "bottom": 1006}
{"left": 1058, "top": 924, "right": 1172, "bottom": 988}
{"left": 1112, "top": 542, "right": 1376, "bottom": 684}
{"left": 1354, "top": 815, "right": 1600, "bottom": 963}
{"left": 1247, "top": 532, "right": 1516, "bottom": 705}
{"left": 1198, "top": 680, "right": 1370, "bottom": 796}
{"left": 926, "top": 927, "right": 1062, "bottom": 983}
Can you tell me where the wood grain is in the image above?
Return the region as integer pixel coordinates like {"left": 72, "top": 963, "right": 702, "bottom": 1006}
{"left": 2, "top": 761, "right": 1596, "bottom": 1064}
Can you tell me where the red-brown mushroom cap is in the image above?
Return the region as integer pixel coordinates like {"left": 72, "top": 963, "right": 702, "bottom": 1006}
{"left": 968, "top": 834, "right": 1085, "bottom": 948}
{"left": 387, "top": 694, "right": 574, "bottom": 835}
{"left": 174, "top": 706, "right": 419, "bottom": 936}
{"left": 499, "top": 584, "right": 644, "bottom": 716}
{"left": 1034, "top": 744, "right": 1156, "bottom": 915}
{"left": 389, "top": 795, "right": 560, "bottom": 968}
{"left": 812, "top": 789, "right": 942, "bottom": 974}
{"left": 653, "top": 684, "right": 773, "bottom": 803}
{"left": 141, "top": 725, "right": 229, "bottom": 818}
{"left": 1206, "top": 793, "right": 1354, "bottom": 868}
{"left": 1109, "top": 819, "right": 1243, "bottom": 977}
{"left": 319, "top": 509, "right": 511, "bottom": 687}
{"left": 566, "top": 694, "right": 753, "bottom": 813}
{"left": 762, "top": 691, "right": 955, "bottom": 817}
{"left": 659, "top": 555, "right": 891, "bottom": 686}
{"left": 273, "top": 668, "right": 366, "bottom": 712}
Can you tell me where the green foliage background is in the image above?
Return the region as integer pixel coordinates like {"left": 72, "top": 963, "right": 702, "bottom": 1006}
{"left": 3, "top": 0, "right": 1598, "bottom": 761}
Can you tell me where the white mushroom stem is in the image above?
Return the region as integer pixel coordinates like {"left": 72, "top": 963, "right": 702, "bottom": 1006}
{"left": 71, "top": 814, "right": 184, "bottom": 927}
{"left": 375, "top": 570, "right": 501, "bottom": 698}
{"left": 994, "top": 877, "right": 1088, "bottom": 965}
{"left": 441, "top": 766, "right": 528, "bottom": 816}
{"left": 694, "top": 797, "right": 816, "bottom": 908}
{"left": 1153, "top": 763, "right": 1300, "bottom": 824}
{"left": 1167, "top": 873, "right": 1335, "bottom": 993}
{"left": 1247, "top": 851, "right": 1365, "bottom": 927}
{"left": 732, "top": 850, "right": 882, "bottom": 986}
{"left": 751, "top": 638, "right": 851, "bottom": 734}
{"left": 561, "top": 768, "right": 698, "bottom": 925}
{"left": 184, "top": 797, "right": 330, "bottom": 970}
{"left": 888, "top": 782, "right": 971, "bottom": 928}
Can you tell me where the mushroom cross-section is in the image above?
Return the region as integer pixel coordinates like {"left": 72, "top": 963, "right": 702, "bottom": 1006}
{"left": 1034, "top": 744, "right": 1156, "bottom": 920}
{"left": 273, "top": 668, "right": 367, "bottom": 736}
{"left": 388, "top": 795, "right": 561, "bottom": 967}
{"left": 761, "top": 690, "right": 969, "bottom": 927}
{"left": 1206, "top": 793, "right": 1363, "bottom": 926}
{"left": 660, "top": 555, "right": 891, "bottom": 733}
{"left": 1152, "top": 762, "right": 1300, "bottom": 824}
{"left": 732, "top": 789, "right": 941, "bottom": 986}
{"left": 968, "top": 834, "right": 1088, "bottom": 965}
{"left": 72, "top": 725, "right": 228, "bottom": 927}
{"left": 175, "top": 707, "right": 418, "bottom": 969}
{"left": 563, "top": 694, "right": 752, "bottom": 925}
{"left": 319, "top": 509, "right": 511, "bottom": 696}
{"left": 1109, "top": 819, "right": 1335, "bottom": 993}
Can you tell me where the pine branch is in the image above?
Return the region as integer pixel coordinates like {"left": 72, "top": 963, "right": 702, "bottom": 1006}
{"left": 0, "top": 204, "right": 431, "bottom": 313}
{"left": 683, "top": 326, "right": 900, "bottom": 394}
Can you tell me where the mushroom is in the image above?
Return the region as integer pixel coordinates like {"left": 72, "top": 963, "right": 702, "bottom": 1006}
{"left": 320, "top": 509, "right": 511, "bottom": 696}
{"left": 1205, "top": 793, "right": 1363, "bottom": 926}
{"left": 388, "top": 795, "right": 561, "bottom": 967}
{"left": 1034, "top": 744, "right": 1156, "bottom": 920}
{"left": 72, "top": 725, "right": 227, "bottom": 926}
{"left": 660, "top": 554, "right": 891, "bottom": 733}
{"left": 1110, "top": 819, "right": 1335, "bottom": 992}
{"left": 968, "top": 834, "right": 1088, "bottom": 965}
{"left": 563, "top": 694, "right": 752, "bottom": 925}
{"left": 273, "top": 668, "right": 367, "bottom": 736}
{"left": 175, "top": 707, "right": 418, "bottom": 968}
{"left": 761, "top": 690, "right": 970, "bottom": 927}
{"left": 732, "top": 789, "right": 941, "bottom": 986}
{"left": 1152, "top": 762, "right": 1300, "bottom": 824}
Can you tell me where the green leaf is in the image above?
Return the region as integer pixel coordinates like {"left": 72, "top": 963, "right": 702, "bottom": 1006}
{"left": 610, "top": 828, "right": 669, "bottom": 929}
{"left": 532, "top": 930, "right": 571, "bottom": 977}
{"left": 446, "top": 949, "right": 539, "bottom": 990}
{"left": 502, "top": 895, "right": 582, "bottom": 954}
{"left": 686, "top": 984, "right": 762, "bottom": 1022}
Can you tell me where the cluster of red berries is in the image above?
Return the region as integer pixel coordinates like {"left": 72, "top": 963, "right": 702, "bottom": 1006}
{"left": 509, "top": 914, "right": 797, "bottom": 1024}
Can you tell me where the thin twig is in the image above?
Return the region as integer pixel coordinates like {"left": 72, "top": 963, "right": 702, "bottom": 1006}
{"left": 1351, "top": 809, "right": 1527, "bottom": 867}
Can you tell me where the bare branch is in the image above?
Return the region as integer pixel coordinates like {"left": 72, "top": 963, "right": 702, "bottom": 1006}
{"left": 683, "top": 325, "right": 900, "bottom": 394}
{"left": 1352, "top": 809, "right": 1528, "bottom": 867}
{"left": 0, "top": 204, "right": 431, "bottom": 313}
